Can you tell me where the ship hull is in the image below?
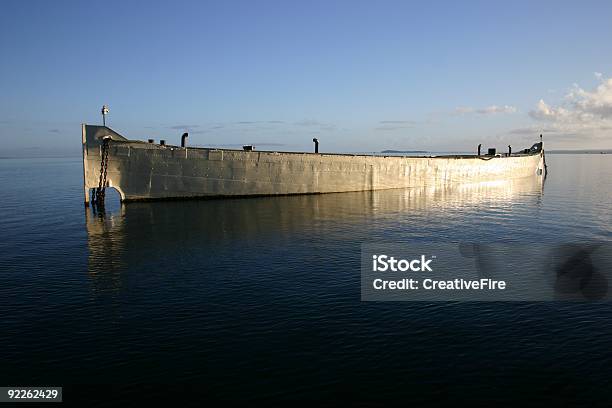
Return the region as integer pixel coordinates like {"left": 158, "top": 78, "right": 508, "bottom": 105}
{"left": 82, "top": 125, "right": 545, "bottom": 203}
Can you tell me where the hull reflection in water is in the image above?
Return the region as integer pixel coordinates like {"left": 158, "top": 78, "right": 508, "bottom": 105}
{"left": 85, "top": 175, "right": 544, "bottom": 292}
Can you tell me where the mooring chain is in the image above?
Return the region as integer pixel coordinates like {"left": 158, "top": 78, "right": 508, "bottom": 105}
{"left": 94, "top": 138, "right": 110, "bottom": 207}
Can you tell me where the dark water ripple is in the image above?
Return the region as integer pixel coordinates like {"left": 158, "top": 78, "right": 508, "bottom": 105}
{"left": 0, "top": 155, "right": 612, "bottom": 404}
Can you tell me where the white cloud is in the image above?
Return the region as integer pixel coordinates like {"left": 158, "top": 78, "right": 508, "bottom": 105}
{"left": 527, "top": 74, "right": 612, "bottom": 142}
{"left": 476, "top": 105, "right": 517, "bottom": 114}
{"left": 455, "top": 105, "right": 517, "bottom": 115}
{"left": 379, "top": 120, "right": 418, "bottom": 124}
{"left": 455, "top": 106, "right": 474, "bottom": 114}
{"left": 294, "top": 119, "right": 337, "bottom": 131}
{"left": 529, "top": 99, "right": 572, "bottom": 121}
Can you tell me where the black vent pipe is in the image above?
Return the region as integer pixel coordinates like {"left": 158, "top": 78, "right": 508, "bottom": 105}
{"left": 181, "top": 132, "right": 188, "bottom": 147}
{"left": 313, "top": 138, "right": 319, "bottom": 153}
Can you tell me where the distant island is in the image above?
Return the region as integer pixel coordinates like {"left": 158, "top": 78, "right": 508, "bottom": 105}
{"left": 378, "top": 149, "right": 611, "bottom": 155}
{"left": 381, "top": 150, "right": 428, "bottom": 154}
{"left": 548, "top": 149, "right": 611, "bottom": 154}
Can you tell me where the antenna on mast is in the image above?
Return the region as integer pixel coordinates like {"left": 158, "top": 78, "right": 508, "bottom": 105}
{"left": 101, "top": 105, "right": 109, "bottom": 126}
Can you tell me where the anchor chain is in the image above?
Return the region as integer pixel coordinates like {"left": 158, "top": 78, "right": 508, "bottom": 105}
{"left": 94, "top": 138, "right": 110, "bottom": 207}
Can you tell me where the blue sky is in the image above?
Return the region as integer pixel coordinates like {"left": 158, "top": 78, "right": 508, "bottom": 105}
{"left": 1, "top": 0, "right": 612, "bottom": 155}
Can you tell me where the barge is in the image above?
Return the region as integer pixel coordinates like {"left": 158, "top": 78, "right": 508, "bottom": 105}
{"left": 81, "top": 124, "right": 546, "bottom": 204}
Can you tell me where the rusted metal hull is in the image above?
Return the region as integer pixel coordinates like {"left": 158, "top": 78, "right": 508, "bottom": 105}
{"left": 82, "top": 125, "right": 545, "bottom": 204}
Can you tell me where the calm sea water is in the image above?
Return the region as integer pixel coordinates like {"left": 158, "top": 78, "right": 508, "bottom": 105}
{"left": 1, "top": 155, "right": 611, "bottom": 405}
